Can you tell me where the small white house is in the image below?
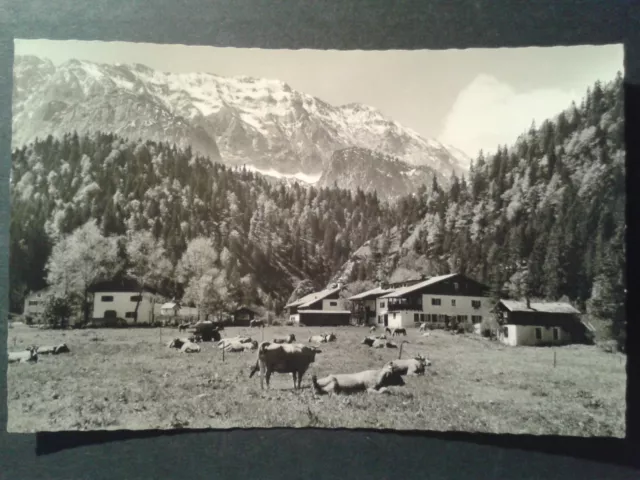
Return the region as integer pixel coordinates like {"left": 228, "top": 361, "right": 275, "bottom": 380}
{"left": 160, "top": 302, "right": 180, "bottom": 316}
{"left": 494, "top": 299, "right": 592, "bottom": 346}
{"left": 377, "top": 273, "right": 492, "bottom": 330}
{"left": 285, "top": 285, "right": 351, "bottom": 326}
{"left": 88, "top": 278, "right": 158, "bottom": 325}
{"left": 23, "top": 288, "right": 53, "bottom": 320}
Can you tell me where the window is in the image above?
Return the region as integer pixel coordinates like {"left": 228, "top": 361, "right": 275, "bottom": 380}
{"left": 28, "top": 301, "right": 38, "bottom": 306}
{"left": 420, "top": 313, "right": 425, "bottom": 322}
{"left": 380, "top": 301, "right": 386, "bottom": 308}
{"left": 125, "top": 312, "right": 137, "bottom": 319}
{"left": 453, "top": 282, "right": 459, "bottom": 291}
{"left": 130, "top": 295, "right": 142, "bottom": 302}
{"left": 431, "top": 298, "right": 441, "bottom": 306}
{"left": 104, "top": 310, "right": 117, "bottom": 318}
{"left": 378, "top": 315, "right": 382, "bottom": 324}
{"left": 535, "top": 328, "right": 542, "bottom": 340}
{"left": 101, "top": 295, "right": 114, "bottom": 302}
{"left": 553, "top": 328, "right": 559, "bottom": 341}
{"left": 503, "top": 326, "right": 509, "bottom": 338}
{"left": 472, "top": 315, "right": 482, "bottom": 324}
{"left": 471, "top": 300, "right": 481, "bottom": 309}
{"left": 438, "top": 314, "right": 446, "bottom": 322}
{"left": 329, "top": 301, "right": 337, "bottom": 306}
{"left": 414, "top": 313, "right": 419, "bottom": 322}
{"left": 451, "top": 299, "right": 456, "bottom": 307}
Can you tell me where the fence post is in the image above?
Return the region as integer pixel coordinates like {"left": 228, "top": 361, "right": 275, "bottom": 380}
{"left": 222, "top": 345, "right": 225, "bottom": 363}
{"left": 398, "top": 341, "right": 403, "bottom": 360}
{"left": 553, "top": 350, "right": 556, "bottom": 368}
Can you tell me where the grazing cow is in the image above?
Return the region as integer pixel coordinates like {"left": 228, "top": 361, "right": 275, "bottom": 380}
{"left": 8, "top": 346, "right": 38, "bottom": 364}
{"left": 194, "top": 322, "right": 221, "bottom": 342}
{"left": 386, "top": 355, "right": 431, "bottom": 376}
{"left": 311, "top": 364, "right": 405, "bottom": 395}
{"left": 372, "top": 339, "right": 398, "bottom": 349}
{"left": 324, "top": 332, "right": 337, "bottom": 342}
{"left": 248, "top": 342, "right": 321, "bottom": 390}
{"left": 369, "top": 325, "right": 377, "bottom": 333}
{"left": 178, "top": 323, "right": 191, "bottom": 332}
{"left": 385, "top": 327, "right": 407, "bottom": 336}
{"left": 250, "top": 319, "right": 265, "bottom": 328}
{"left": 272, "top": 333, "right": 296, "bottom": 344}
{"left": 385, "top": 327, "right": 392, "bottom": 335}
{"left": 180, "top": 342, "right": 201, "bottom": 353}
{"left": 37, "top": 343, "right": 70, "bottom": 355}
{"left": 308, "top": 334, "right": 328, "bottom": 343}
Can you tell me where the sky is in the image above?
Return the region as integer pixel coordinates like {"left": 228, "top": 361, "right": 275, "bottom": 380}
{"left": 14, "top": 39, "right": 624, "bottom": 159}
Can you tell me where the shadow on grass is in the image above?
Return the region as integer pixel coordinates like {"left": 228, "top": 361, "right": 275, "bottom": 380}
{"left": 36, "top": 428, "right": 639, "bottom": 469}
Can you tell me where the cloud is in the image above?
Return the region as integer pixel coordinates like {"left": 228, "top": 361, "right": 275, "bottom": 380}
{"left": 439, "top": 74, "right": 585, "bottom": 159}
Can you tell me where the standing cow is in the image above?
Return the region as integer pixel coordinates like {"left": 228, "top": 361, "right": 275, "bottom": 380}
{"left": 248, "top": 342, "right": 321, "bottom": 390}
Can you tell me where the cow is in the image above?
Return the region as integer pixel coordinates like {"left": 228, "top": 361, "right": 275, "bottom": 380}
{"left": 386, "top": 327, "right": 407, "bottom": 336}
{"left": 308, "top": 334, "right": 328, "bottom": 343}
{"left": 8, "top": 346, "right": 38, "bottom": 364}
{"left": 180, "top": 342, "right": 201, "bottom": 353}
{"left": 361, "top": 336, "right": 375, "bottom": 346}
{"left": 218, "top": 337, "right": 252, "bottom": 348}
{"left": 250, "top": 319, "right": 265, "bottom": 328}
{"left": 193, "top": 321, "right": 221, "bottom": 342}
{"left": 36, "top": 343, "right": 70, "bottom": 355}
{"left": 248, "top": 341, "right": 321, "bottom": 390}
{"left": 167, "top": 338, "right": 192, "bottom": 349}
{"left": 386, "top": 355, "right": 431, "bottom": 376}
{"left": 369, "top": 325, "right": 377, "bottom": 333}
{"left": 374, "top": 334, "right": 387, "bottom": 340}
{"left": 421, "top": 332, "right": 431, "bottom": 337}
{"left": 372, "top": 339, "right": 398, "bottom": 349}
{"left": 178, "top": 323, "right": 191, "bottom": 332}
{"left": 324, "top": 332, "right": 337, "bottom": 342}
{"left": 272, "top": 333, "right": 296, "bottom": 344}
{"left": 224, "top": 340, "right": 259, "bottom": 353}
{"left": 311, "top": 364, "right": 405, "bottom": 395}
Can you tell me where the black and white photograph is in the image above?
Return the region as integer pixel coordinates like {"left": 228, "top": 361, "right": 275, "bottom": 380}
{"left": 7, "top": 39, "right": 626, "bottom": 436}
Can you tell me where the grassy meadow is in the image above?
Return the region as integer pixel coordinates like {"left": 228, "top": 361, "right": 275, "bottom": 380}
{"left": 5, "top": 322, "right": 626, "bottom": 436}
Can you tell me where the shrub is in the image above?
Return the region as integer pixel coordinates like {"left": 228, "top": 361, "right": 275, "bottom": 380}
{"left": 42, "top": 295, "right": 75, "bottom": 329}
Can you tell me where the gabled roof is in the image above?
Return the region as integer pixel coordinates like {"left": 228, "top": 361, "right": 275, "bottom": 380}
{"left": 497, "top": 299, "right": 581, "bottom": 315}
{"left": 285, "top": 286, "right": 342, "bottom": 309}
{"left": 87, "top": 277, "right": 159, "bottom": 294}
{"left": 235, "top": 305, "right": 260, "bottom": 313}
{"left": 348, "top": 286, "right": 395, "bottom": 301}
{"left": 379, "top": 273, "right": 459, "bottom": 299}
{"left": 161, "top": 302, "right": 178, "bottom": 309}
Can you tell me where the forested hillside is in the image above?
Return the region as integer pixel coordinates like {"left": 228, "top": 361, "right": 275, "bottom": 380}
{"left": 10, "top": 133, "right": 395, "bottom": 313}
{"left": 334, "top": 73, "right": 625, "bottom": 341}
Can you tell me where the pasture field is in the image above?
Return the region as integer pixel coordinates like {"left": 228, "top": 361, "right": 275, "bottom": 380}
{"left": 6, "top": 323, "right": 626, "bottom": 436}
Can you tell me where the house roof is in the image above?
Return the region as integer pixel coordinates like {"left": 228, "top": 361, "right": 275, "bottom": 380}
{"left": 285, "top": 286, "right": 342, "bottom": 309}
{"left": 497, "top": 300, "right": 581, "bottom": 315}
{"left": 87, "top": 277, "right": 160, "bottom": 294}
{"left": 235, "top": 306, "right": 260, "bottom": 313}
{"left": 348, "top": 286, "right": 395, "bottom": 300}
{"left": 161, "top": 302, "right": 178, "bottom": 309}
{"left": 379, "top": 273, "right": 459, "bottom": 299}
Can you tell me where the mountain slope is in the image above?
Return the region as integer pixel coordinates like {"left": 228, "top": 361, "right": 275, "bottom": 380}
{"left": 12, "top": 55, "right": 469, "bottom": 181}
{"left": 331, "top": 73, "right": 625, "bottom": 313}
{"left": 318, "top": 147, "right": 448, "bottom": 200}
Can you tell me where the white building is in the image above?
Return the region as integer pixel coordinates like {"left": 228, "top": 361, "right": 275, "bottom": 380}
{"left": 493, "top": 299, "right": 594, "bottom": 346}
{"left": 347, "top": 286, "right": 395, "bottom": 325}
{"left": 377, "top": 273, "right": 493, "bottom": 330}
{"left": 22, "top": 288, "right": 53, "bottom": 320}
{"left": 285, "top": 285, "right": 351, "bottom": 326}
{"left": 88, "top": 278, "right": 158, "bottom": 325}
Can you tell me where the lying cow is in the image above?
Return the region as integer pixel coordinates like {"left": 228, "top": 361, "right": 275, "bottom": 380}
{"left": 361, "top": 336, "right": 375, "bottom": 346}
{"left": 311, "top": 364, "right": 405, "bottom": 395}
{"left": 323, "top": 332, "right": 337, "bottom": 342}
{"left": 369, "top": 325, "right": 377, "bottom": 333}
{"left": 249, "top": 341, "right": 321, "bottom": 390}
{"left": 372, "top": 339, "right": 398, "bottom": 349}
{"left": 37, "top": 343, "right": 70, "bottom": 355}
{"left": 386, "top": 355, "right": 431, "bottom": 376}
{"left": 250, "top": 319, "right": 265, "bottom": 328}
{"left": 218, "top": 337, "right": 252, "bottom": 348}
{"left": 272, "top": 333, "right": 296, "bottom": 344}
{"left": 180, "top": 342, "right": 201, "bottom": 353}
{"left": 224, "top": 340, "right": 259, "bottom": 352}
{"left": 167, "top": 338, "right": 192, "bottom": 349}
{"left": 8, "top": 346, "right": 38, "bottom": 364}
{"left": 308, "top": 334, "right": 328, "bottom": 343}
